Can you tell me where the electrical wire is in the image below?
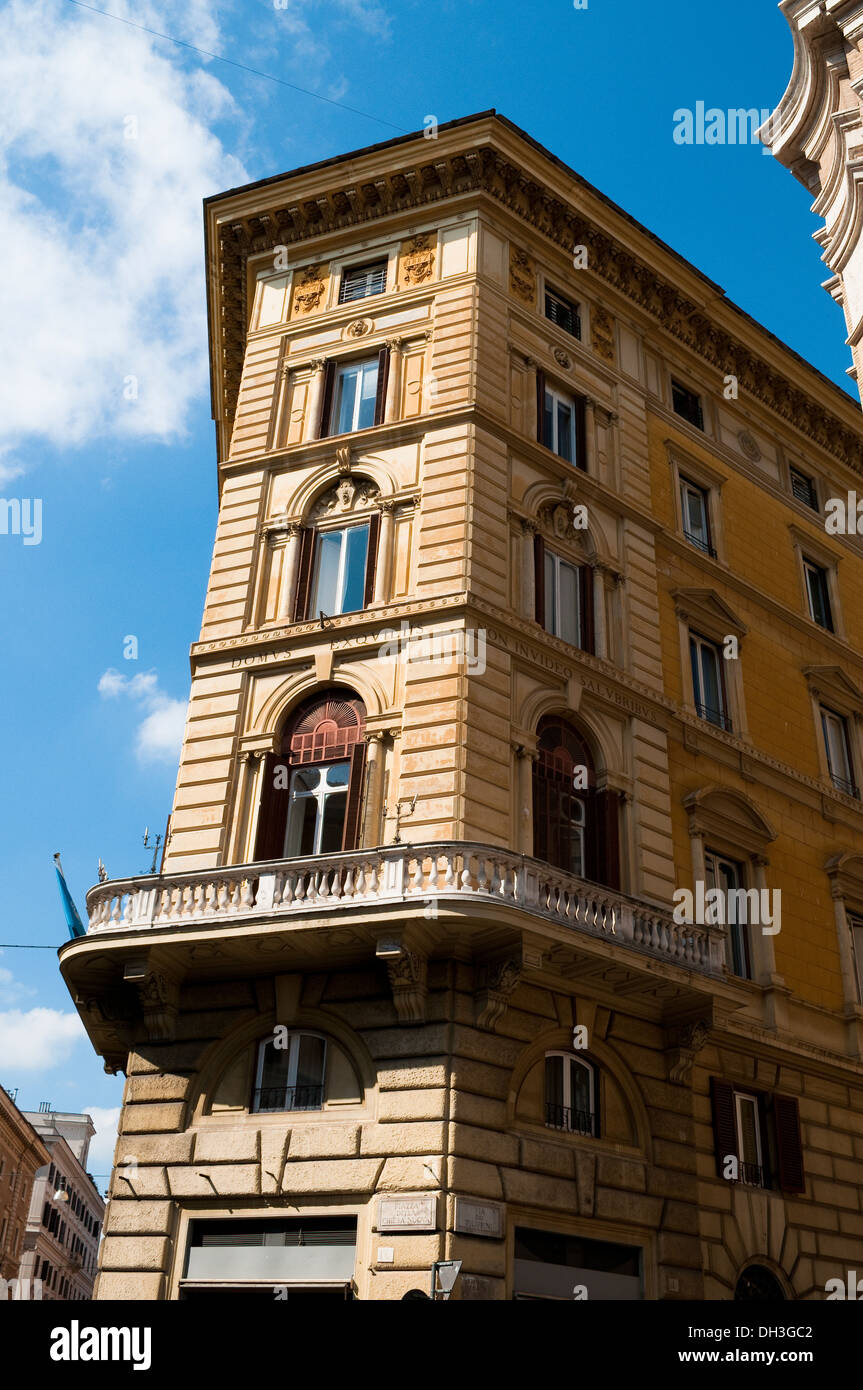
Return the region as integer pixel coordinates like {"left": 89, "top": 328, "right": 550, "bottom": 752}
{"left": 63, "top": 0, "right": 409, "bottom": 132}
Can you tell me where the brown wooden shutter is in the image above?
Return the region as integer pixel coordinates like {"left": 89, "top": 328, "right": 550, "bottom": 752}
{"left": 594, "top": 788, "right": 620, "bottom": 890}
{"left": 536, "top": 368, "right": 546, "bottom": 445}
{"left": 292, "top": 527, "right": 315, "bottom": 622}
{"left": 773, "top": 1095, "right": 805, "bottom": 1194}
{"left": 592, "top": 1066, "right": 602, "bottom": 1139}
{"left": 341, "top": 741, "right": 367, "bottom": 851}
{"left": 363, "top": 511, "right": 381, "bottom": 608}
{"left": 374, "top": 346, "right": 390, "bottom": 426}
{"left": 318, "top": 359, "right": 336, "bottom": 438}
{"left": 253, "top": 751, "right": 290, "bottom": 862}
{"left": 579, "top": 564, "right": 595, "bottom": 655}
{"left": 534, "top": 533, "right": 545, "bottom": 627}
{"left": 575, "top": 394, "right": 587, "bottom": 471}
{"left": 583, "top": 786, "right": 598, "bottom": 883}
{"left": 710, "top": 1078, "right": 738, "bottom": 1179}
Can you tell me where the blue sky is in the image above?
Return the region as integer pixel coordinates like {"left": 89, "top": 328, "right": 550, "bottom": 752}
{"left": 0, "top": 0, "right": 850, "bottom": 1185}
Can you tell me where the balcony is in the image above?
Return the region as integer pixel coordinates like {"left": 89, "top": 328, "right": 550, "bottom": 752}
{"left": 83, "top": 843, "right": 724, "bottom": 976}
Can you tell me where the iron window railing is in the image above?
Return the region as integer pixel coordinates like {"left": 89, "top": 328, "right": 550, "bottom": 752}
{"left": 738, "top": 1162, "right": 766, "bottom": 1189}
{"left": 253, "top": 1084, "right": 324, "bottom": 1113}
{"left": 338, "top": 261, "right": 387, "bottom": 304}
{"left": 544, "top": 1103, "right": 596, "bottom": 1136}
{"left": 683, "top": 528, "right": 717, "bottom": 559}
{"left": 696, "top": 703, "right": 733, "bottom": 733}
{"left": 830, "top": 773, "right": 860, "bottom": 799}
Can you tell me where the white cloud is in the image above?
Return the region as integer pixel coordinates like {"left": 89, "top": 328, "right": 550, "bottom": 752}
{"left": 83, "top": 1105, "right": 122, "bottom": 1176}
{"left": 0, "top": 0, "right": 247, "bottom": 462}
{"left": 0, "top": 1008, "right": 86, "bottom": 1069}
{"left": 0, "top": 960, "right": 36, "bottom": 1006}
{"left": 98, "top": 667, "right": 187, "bottom": 764}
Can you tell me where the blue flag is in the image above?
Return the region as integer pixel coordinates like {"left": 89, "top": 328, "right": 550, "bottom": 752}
{"left": 53, "top": 854, "right": 86, "bottom": 939}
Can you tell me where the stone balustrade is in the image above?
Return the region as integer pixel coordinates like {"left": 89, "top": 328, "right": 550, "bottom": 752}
{"left": 84, "top": 843, "right": 723, "bottom": 975}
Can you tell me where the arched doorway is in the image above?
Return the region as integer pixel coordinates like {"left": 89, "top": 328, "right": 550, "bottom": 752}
{"left": 254, "top": 690, "right": 367, "bottom": 861}
{"left": 734, "top": 1266, "right": 786, "bottom": 1301}
{"left": 532, "top": 717, "right": 620, "bottom": 890}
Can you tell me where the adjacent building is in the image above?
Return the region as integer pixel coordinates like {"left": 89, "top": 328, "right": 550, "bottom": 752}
{"left": 16, "top": 1107, "right": 104, "bottom": 1301}
{"left": 60, "top": 111, "right": 863, "bottom": 1300}
{"left": 760, "top": 0, "right": 863, "bottom": 394}
{"left": 0, "top": 1088, "right": 49, "bottom": 1289}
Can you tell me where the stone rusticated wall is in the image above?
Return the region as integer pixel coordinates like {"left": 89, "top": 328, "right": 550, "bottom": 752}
{"left": 95, "top": 967, "right": 863, "bottom": 1300}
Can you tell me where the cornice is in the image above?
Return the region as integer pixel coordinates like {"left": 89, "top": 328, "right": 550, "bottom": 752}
{"left": 210, "top": 133, "right": 863, "bottom": 467}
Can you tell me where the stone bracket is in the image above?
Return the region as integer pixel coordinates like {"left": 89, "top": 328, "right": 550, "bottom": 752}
{"left": 376, "top": 934, "right": 428, "bottom": 1023}
{"left": 123, "top": 956, "right": 182, "bottom": 1043}
{"left": 474, "top": 955, "right": 521, "bottom": 1031}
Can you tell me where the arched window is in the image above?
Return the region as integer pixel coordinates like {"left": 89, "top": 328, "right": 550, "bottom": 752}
{"left": 544, "top": 1053, "right": 598, "bottom": 1136}
{"left": 252, "top": 1031, "right": 327, "bottom": 1113}
{"left": 254, "top": 690, "right": 367, "bottom": 861}
{"left": 291, "top": 477, "right": 381, "bottom": 622}
{"left": 532, "top": 717, "right": 620, "bottom": 889}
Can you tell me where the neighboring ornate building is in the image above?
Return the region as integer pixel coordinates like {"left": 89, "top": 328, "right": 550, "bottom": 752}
{"left": 60, "top": 111, "right": 863, "bottom": 1300}
{"left": 760, "top": 0, "right": 863, "bottom": 395}
{"left": 16, "top": 1108, "right": 104, "bottom": 1301}
{"left": 0, "top": 1088, "right": 49, "bottom": 1289}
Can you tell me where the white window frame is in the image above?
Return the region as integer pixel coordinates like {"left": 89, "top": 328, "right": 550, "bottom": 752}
{"left": 821, "top": 706, "right": 858, "bottom": 797}
{"left": 283, "top": 761, "right": 352, "bottom": 857}
{"left": 689, "top": 631, "right": 729, "bottom": 731}
{"left": 543, "top": 383, "right": 577, "bottom": 462}
{"left": 848, "top": 913, "right": 863, "bottom": 1003}
{"left": 310, "top": 521, "right": 370, "bottom": 618}
{"left": 679, "top": 476, "right": 712, "bottom": 555}
{"left": 733, "top": 1090, "right": 764, "bottom": 1186}
{"left": 331, "top": 357, "right": 380, "bottom": 435}
{"left": 544, "top": 1051, "right": 596, "bottom": 1134}
{"left": 803, "top": 557, "right": 834, "bottom": 631}
{"left": 253, "top": 1032, "right": 327, "bottom": 1113}
{"left": 544, "top": 549, "right": 583, "bottom": 647}
{"left": 705, "top": 849, "right": 751, "bottom": 979}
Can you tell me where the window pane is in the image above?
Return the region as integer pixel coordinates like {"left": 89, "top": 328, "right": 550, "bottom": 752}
{"left": 259, "top": 1040, "right": 291, "bottom": 1091}
{"left": 295, "top": 1035, "right": 326, "bottom": 1094}
{"left": 340, "top": 525, "right": 369, "bottom": 614}
{"left": 806, "top": 563, "right": 832, "bottom": 629}
{"left": 823, "top": 710, "right": 852, "bottom": 784}
{"left": 737, "top": 1096, "right": 760, "bottom": 1167}
{"left": 543, "top": 391, "right": 554, "bottom": 449}
{"left": 544, "top": 550, "right": 556, "bottom": 632}
{"left": 320, "top": 790, "right": 348, "bottom": 853}
{"left": 559, "top": 560, "right": 580, "bottom": 646}
{"left": 334, "top": 365, "right": 359, "bottom": 435}
{"left": 557, "top": 401, "right": 573, "bottom": 462}
{"left": 570, "top": 1060, "right": 592, "bottom": 1118}
{"left": 285, "top": 793, "right": 318, "bottom": 857}
{"left": 326, "top": 762, "right": 350, "bottom": 787}
{"left": 545, "top": 1055, "right": 564, "bottom": 1109}
{"left": 312, "top": 530, "right": 343, "bottom": 616}
{"left": 357, "top": 360, "right": 378, "bottom": 430}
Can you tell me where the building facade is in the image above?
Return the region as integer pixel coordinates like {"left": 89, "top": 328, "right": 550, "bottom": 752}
{"left": 60, "top": 111, "right": 863, "bottom": 1300}
{"left": 0, "top": 1088, "right": 49, "bottom": 1290}
{"left": 761, "top": 0, "right": 863, "bottom": 394}
{"left": 16, "top": 1109, "right": 104, "bottom": 1301}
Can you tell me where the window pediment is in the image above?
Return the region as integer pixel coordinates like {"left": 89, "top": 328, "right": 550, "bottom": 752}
{"left": 308, "top": 475, "right": 380, "bottom": 521}
{"left": 673, "top": 588, "right": 747, "bottom": 639}
{"left": 684, "top": 785, "right": 776, "bottom": 855}
{"left": 802, "top": 665, "right": 863, "bottom": 714}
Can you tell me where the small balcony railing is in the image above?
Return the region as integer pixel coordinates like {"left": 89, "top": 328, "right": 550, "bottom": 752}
{"left": 83, "top": 843, "right": 725, "bottom": 975}
{"left": 830, "top": 773, "right": 860, "bottom": 800}
{"left": 738, "top": 1162, "right": 766, "bottom": 1189}
{"left": 695, "top": 703, "right": 733, "bottom": 733}
{"left": 252, "top": 1085, "right": 323, "bottom": 1113}
{"left": 683, "top": 529, "right": 717, "bottom": 560}
{"left": 544, "top": 1104, "right": 596, "bottom": 1137}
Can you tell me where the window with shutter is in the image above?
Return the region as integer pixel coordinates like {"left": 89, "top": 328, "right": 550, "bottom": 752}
{"left": 772, "top": 1095, "right": 805, "bottom": 1194}
{"left": 790, "top": 467, "right": 818, "bottom": 511}
{"left": 672, "top": 379, "right": 704, "bottom": 430}
{"left": 532, "top": 718, "right": 617, "bottom": 886}
{"left": 253, "top": 691, "right": 367, "bottom": 862}
{"left": 544, "top": 287, "right": 581, "bottom": 339}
